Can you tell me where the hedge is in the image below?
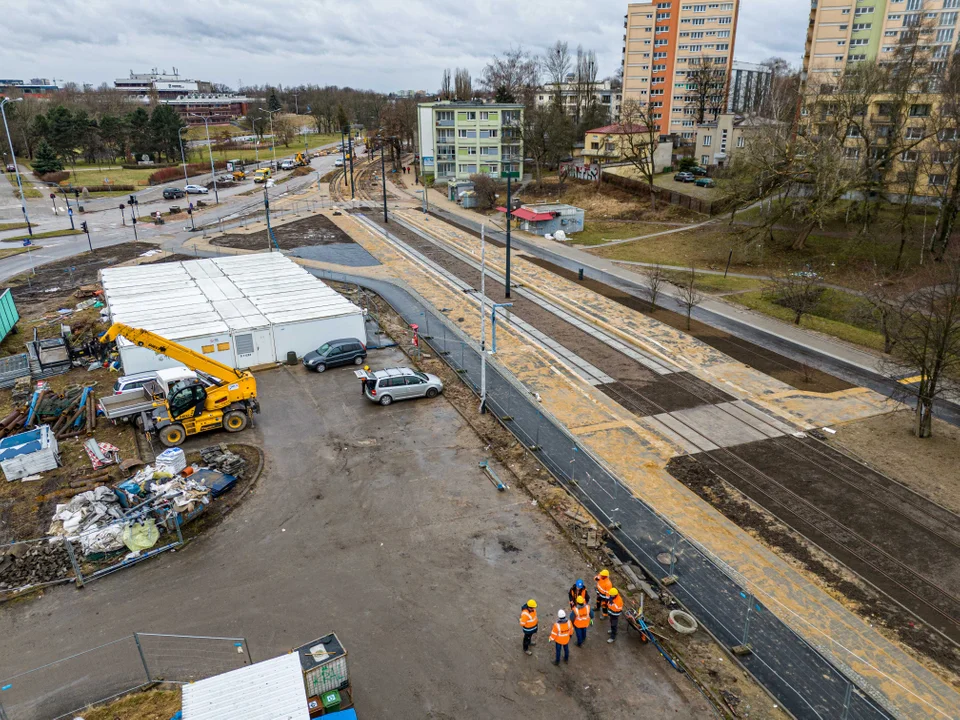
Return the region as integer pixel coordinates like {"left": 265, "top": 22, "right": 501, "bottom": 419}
{"left": 122, "top": 163, "right": 179, "bottom": 170}
{"left": 36, "top": 171, "right": 70, "bottom": 183}
{"left": 66, "top": 184, "right": 136, "bottom": 193}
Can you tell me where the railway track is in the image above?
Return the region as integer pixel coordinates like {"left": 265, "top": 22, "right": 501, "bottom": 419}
{"left": 358, "top": 210, "right": 960, "bottom": 652}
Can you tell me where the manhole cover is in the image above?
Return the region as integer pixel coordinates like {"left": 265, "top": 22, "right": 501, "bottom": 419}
{"left": 657, "top": 552, "right": 676, "bottom": 565}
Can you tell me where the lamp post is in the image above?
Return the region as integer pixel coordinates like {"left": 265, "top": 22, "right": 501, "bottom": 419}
{"left": 0, "top": 97, "right": 33, "bottom": 239}
{"left": 479, "top": 225, "right": 487, "bottom": 413}
{"left": 259, "top": 107, "right": 279, "bottom": 170}
{"left": 249, "top": 118, "right": 261, "bottom": 167}
{"left": 380, "top": 133, "right": 388, "bottom": 222}
{"left": 187, "top": 113, "right": 219, "bottom": 204}
{"left": 177, "top": 125, "right": 190, "bottom": 186}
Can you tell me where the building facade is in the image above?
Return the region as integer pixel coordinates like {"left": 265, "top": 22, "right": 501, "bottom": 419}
{"left": 535, "top": 79, "right": 623, "bottom": 121}
{"left": 727, "top": 60, "right": 771, "bottom": 112}
{"left": 694, "top": 113, "right": 779, "bottom": 167}
{"left": 0, "top": 78, "right": 61, "bottom": 98}
{"left": 417, "top": 101, "right": 524, "bottom": 183}
{"left": 622, "top": 0, "right": 741, "bottom": 140}
{"left": 580, "top": 123, "right": 674, "bottom": 168}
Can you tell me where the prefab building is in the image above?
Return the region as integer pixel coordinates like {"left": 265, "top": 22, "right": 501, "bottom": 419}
{"left": 100, "top": 254, "right": 365, "bottom": 375}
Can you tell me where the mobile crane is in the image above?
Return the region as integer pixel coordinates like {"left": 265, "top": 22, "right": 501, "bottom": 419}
{"left": 100, "top": 323, "right": 260, "bottom": 447}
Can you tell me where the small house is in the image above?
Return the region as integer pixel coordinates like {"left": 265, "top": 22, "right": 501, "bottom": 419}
{"left": 497, "top": 203, "right": 585, "bottom": 236}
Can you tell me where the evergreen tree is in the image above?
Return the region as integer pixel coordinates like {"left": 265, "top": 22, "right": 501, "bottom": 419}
{"left": 98, "top": 114, "right": 128, "bottom": 163}
{"left": 150, "top": 105, "right": 185, "bottom": 162}
{"left": 31, "top": 139, "right": 63, "bottom": 175}
{"left": 125, "top": 107, "right": 151, "bottom": 159}
{"left": 45, "top": 105, "right": 76, "bottom": 164}
{"left": 336, "top": 103, "right": 349, "bottom": 134}
{"left": 268, "top": 89, "right": 282, "bottom": 112}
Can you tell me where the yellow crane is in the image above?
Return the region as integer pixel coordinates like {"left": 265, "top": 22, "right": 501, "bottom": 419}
{"left": 100, "top": 323, "right": 260, "bottom": 447}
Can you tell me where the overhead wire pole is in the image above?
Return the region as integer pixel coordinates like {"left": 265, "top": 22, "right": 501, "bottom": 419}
{"left": 0, "top": 97, "right": 33, "bottom": 239}
{"left": 347, "top": 128, "right": 355, "bottom": 199}
{"left": 479, "top": 224, "right": 487, "bottom": 414}
{"left": 188, "top": 113, "right": 219, "bottom": 204}
{"left": 505, "top": 173, "right": 512, "bottom": 298}
{"left": 177, "top": 125, "right": 190, "bottom": 186}
{"left": 380, "top": 132, "right": 388, "bottom": 222}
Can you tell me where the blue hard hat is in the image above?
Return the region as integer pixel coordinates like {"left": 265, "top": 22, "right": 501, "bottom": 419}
{"left": 575, "top": 579, "right": 584, "bottom": 588}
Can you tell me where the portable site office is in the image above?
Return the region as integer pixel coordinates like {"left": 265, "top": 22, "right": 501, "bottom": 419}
{"left": 99, "top": 254, "right": 366, "bottom": 375}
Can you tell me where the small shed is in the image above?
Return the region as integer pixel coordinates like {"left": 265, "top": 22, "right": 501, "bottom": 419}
{"left": 447, "top": 180, "right": 474, "bottom": 203}
{"left": 0, "top": 425, "right": 59, "bottom": 481}
{"left": 181, "top": 652, "right": 310, "bottom": 720}
{"left": 497, "top": 203, "right": 585, "bottom": 236}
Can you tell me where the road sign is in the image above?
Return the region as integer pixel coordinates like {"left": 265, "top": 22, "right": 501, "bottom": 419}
{"left": 22, "top": 239, "right": 31, "bottom": 247}
{"left": 68, "top": 208, "right": 73, "bottom": 216}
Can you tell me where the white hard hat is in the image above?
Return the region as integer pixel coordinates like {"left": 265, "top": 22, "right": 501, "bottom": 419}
{"left": 558, "top": 609, "right": 567, "bottom": 619}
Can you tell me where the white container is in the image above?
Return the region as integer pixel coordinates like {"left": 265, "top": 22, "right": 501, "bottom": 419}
{"left": 0, "top": 426, "right": 60, "bottom": 481}
{"left": 155, "top": 447, "right": 186, "bottom": 474}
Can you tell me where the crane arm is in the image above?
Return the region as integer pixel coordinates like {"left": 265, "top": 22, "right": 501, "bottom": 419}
{"left": 100, "top": 323, "right": 247, "bottom": 383}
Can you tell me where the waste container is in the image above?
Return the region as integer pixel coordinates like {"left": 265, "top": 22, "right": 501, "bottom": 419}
{"left": 321, "top": 689, "right": 341, "bottom": 712}
{"left": 287, "top": 351, "right": 297, "bottom": 365}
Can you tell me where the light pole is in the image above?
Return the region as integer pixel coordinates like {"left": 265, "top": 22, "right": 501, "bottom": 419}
{"left": 380, "top": 133, "right": 388, "bottom": 222}
{"left": 490, "top": 303, "right": 513, "bottom": 354}
{"left": 177, "top": 125, "right": 190, "bottom": 186}
{"left": 479, "top": 225, "right": 487, "bottom": 413}
{"left": 249, "top": 118, "right": 261, "bottom": 167}
{"left": 259, "top": 107, "right": 279, "bottom": 169}
{"left": 187, "top": 113, "right": 219, "bottom": 204}
{"left": 0, "top": 97, "right": 33, "bottom": 238}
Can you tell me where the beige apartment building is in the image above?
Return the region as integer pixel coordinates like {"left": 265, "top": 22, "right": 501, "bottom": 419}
{"left": 621, "top": 0, "right": 741, "bottom": 141}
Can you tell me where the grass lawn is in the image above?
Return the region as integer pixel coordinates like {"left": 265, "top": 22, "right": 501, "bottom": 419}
{"left": 659, "top": 268, "right": 766, "bottom": 294}
{"left": 59, "top": 166, "right": 156, "bottom": 188}
{"left": 0, "top": 222, "right": 28, "bottom": 232}
{"left": 3, "top": 172, "right": 41, "bottom": 198}
{"left": 571, "top": 221, "right": 681, "bottom": 246}
{"left": 0, "top": 246, "right": 41, "bottom": 260}
{"left": 732, "top": 198, "right": 939, "bottom": 236}
{"left": 186, "top": 133, "right": 340, "bottom": 166}
{"left": 1, "top": 228, "right": 83, "bottom": 243}
{"left": 727, "top": 287, "right": 886, "bottom": 352}
{"left": 185, "top": 123, "right": 246, "bottom": 141}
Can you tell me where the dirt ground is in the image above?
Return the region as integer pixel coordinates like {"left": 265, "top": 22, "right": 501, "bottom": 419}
{"left": 350, "top": 283, "right": 789, "bottom": 720}
{"left": 829, "top": 409, "right": 960, "bottom": 516}
{"left": 211, "top": 213, "right": 353, "bottom": 250}
{"left": 518, "top": 177, "right": 698, "bottom": 224}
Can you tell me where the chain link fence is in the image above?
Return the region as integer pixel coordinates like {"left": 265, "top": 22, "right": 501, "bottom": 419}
{"left": 307, "top": 265, "right": 899, "bottom": 720}
{"left": 0, "top": 633, "right": 250, "bottom": 720}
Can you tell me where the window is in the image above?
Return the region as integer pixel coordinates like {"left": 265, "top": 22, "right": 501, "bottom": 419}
{"left": 718, "top": 16, "right": 731, "bottom": 23}
{"left": 900, "top": 150, "right": 919, "bottom": 162}
{"left": 910, "top": 104, "right": 931, "bottom": 117}
{"left": 590, "top": 142, "right": 600, "bottom": 150}
{"left": 850, "top": 38, "right": 869, "bottom": 45}
{"left": 876, "top": 102, "right": 893, "bottom": 116}
{"left": 691, "top": 18, "right": 705, "bottom": 25}
{"left": 480, "top": 146, "right": 498, "bottom": 155}
{"left": 703, "top": 135, "right": 712, "bottom": 146}
{"left": 884, "top": 30, "right": 898, "bottom": 36}
{"left": 458, "top": 129, "right": 468, "bottom": 138}
{"left": 465, "top": 147, "right": 477, "bottom": 155}
{"left": 932, "top": 151, "right": 954, "bottom": 164}
{"left": 701, "top": 155, "right": 710, "bottom": 165}
{"left": 691, "top": 31, "right": 705, "bottom": 38}
{"left": 692, "top": 3, "right": 706, "bottom": 10}
{"left": 657, "top": 12, "right": 671, "bottom": 19}
{"left": 458, "top": 164, "right": 477, "bottom": 174}
{"left": 843, "top": 147, "right": 860, "bottom": 159}
{"left": 852, "top": 22, "right": 871, "bottom": 30}
{"left": 946, "top": 0, "right": 960, "bottom": 8}
{"left": 466, "top": 111, "right": 476, "bottom": 120}
{"left": 716, "top": 43, "right": 729, "bottom": 50}
{"left": 717, "top": 29, "right": 730, "bottom": 37}
{"left": 846, "top": 125, "right": 861, "bottom": 138}
{"left": 905, "top": 0, "right": 921, "bottom": 9}
{"left": 939, "top": 128, "right": 958, "bottom": 141}
{"left": 855, "top": 6, "right": 874, "bottom": 14}
{"left": 906, "top": 126, "right": 924, "bottom": 140}
{"left": 849, "top": 53, "right": 867, "bottom": 60}
{"left": 841, "top": 7, "right": 850, "bottom": 13}
{"left": 736, "top": 135, "right": 745, "bottom": 148}
{"left": 942, "top": 12, "right": 958, "bottom": 25}
{"left": 929, "top": 174, "right": 947, "bottom": 186}
{"left": 937, "top": 28, "right": 954, "bottom": 42}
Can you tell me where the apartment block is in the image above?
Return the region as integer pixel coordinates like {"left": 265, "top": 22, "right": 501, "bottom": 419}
{"left": 802, "top": 0, "right": 960, "bottom": 79}
{"left": 417, "top": 101, "right": 524, "bottom": 183}
{"left": 534, "top": 78, "right": 623, "bottom": 121}
{"left": 621, "top": 0, "right": 740, "bottom": 141}
{"left": 728, "top": 60, "right": 772, "bottom": 113}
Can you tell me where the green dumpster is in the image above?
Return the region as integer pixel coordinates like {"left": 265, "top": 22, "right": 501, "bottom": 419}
{"left": 321, "top": 689, "right": 341, "bottom": 712}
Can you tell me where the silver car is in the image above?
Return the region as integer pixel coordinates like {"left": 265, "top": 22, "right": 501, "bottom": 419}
{"left": 362, "top": 367, "right": 443, "bottom": 406}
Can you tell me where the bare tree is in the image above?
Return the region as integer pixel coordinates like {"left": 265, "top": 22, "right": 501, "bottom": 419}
{"left": 481, "top": 47, "right": 540, "bottom": 105}
{"left": 642, "top": 264, "right": 667, "bottom": 311}
{"left": 521, "top": 104, "right": 575, "bottom": 187}
{"left": 618, "top": 99, "right": 663, "bottom": 209}
{"left": 886, "top": 259, "right": 960, "bottom": 438}
{"left": 543, "top": 41, "right": 571, "bottom": 106}
{"left": 440, "top": 69, "right": 452, "bottom": 100}
{"left": 926, "top": 53, "right": 960, "bottom": 261}
{"left": 676, "top": 267, "right": 705, "bottom": 330}
{"left": 857, "top": 269, "right": 907, "bottom": 354}
{"left": 685, "top": 56, "right": 729, "bottom": 124}
{"left": 573, "top": 46, "right": 600, "bottom": 126}
{"left": 454, "top": 68, "right": 472, "bottom": 101}
{"left": 767, "top": 271, "right": 822, "bottom": 325}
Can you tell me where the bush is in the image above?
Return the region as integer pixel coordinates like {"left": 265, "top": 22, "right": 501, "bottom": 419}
{"left": 678, "top": 157, "right": 697, "bottom": 171}
{"left": 148, "top": 162, "right": 226, "bottom": 185}
{"left": 72, "top": 184, "right": 135, "bottom": 193}
{"left": 468, "top": 174, "right": 500, "bottom": 211}
{"left": 39, "top": 171, "right": 70, "bottom": 183}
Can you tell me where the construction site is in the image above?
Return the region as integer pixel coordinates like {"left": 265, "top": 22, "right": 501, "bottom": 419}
{"left": 0, "top": 151, "right": 956, "bottom": 720}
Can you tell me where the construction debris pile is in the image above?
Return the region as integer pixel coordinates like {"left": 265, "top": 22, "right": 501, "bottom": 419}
{"left": 2, "top": 380, "right": 99, "bottom": 443}
{"left": 200, "top": 443, "right": 248, "bottom": 478}
{"left": 0, "top": 541, "right": 72, "bottom": 590}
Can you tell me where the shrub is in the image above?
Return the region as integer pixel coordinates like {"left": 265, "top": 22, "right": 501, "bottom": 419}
{"left": 76, "top": 184, "right": 135, "bottom": 193}
{"left": 678, "top": 157, "right": 697, "bottom": 171}
{"left": 148, "top": 162, "right": 226, "bottom": 185}
{"left": 39, "top": 171, "right": 70, "bottom": 183}
{"left": 468, "top": 174, "right": 500, "bottom": 211}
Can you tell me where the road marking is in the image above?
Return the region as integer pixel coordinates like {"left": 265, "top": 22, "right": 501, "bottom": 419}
{"left": 898, "top": 375, "right": 923, "bottom": 385}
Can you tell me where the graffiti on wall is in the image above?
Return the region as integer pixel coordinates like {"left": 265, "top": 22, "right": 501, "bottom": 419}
{"left": 559, "top": 163, "right": 600, "bottom": 182}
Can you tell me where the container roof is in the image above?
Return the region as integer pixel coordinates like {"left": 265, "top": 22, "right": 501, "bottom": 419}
{"left": 181, "top": 652, "right": 309, "bottom": 720}
{"left": 100, "top": 254, "right": 361, "bottom": 341}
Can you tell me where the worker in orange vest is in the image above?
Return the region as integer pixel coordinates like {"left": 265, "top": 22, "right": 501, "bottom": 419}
{"left": 549, "top": 609, "right": 573, "bottom": 665}
{"left": 519, "top": 599, "right": 538, "bottom": 656}
{"left": 595, "top": 569, "right": 613, "bottom": 617}
{"left": 607, "top": 587, "right": 624, "bottom": 643}
{"left": 567, "top": 578, "right": 590, "bottom": 610}
{"left": 571, "top": 595, "right": 594, "bottom": 647}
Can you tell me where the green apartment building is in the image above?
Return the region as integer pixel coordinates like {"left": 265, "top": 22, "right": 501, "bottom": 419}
{"left": 417, "top": 101, "right": 524, "bottom": 183}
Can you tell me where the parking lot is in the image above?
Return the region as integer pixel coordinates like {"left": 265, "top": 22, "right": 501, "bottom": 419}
{"left": 0, "top": 347, "right": 711, "bottom": 719}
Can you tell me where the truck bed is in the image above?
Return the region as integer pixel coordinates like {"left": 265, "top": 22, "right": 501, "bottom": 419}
{"left": 98, "top": 382, "right": 164, "bottom": 420}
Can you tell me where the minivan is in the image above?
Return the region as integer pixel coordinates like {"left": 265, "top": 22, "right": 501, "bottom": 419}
{"left": 280, "top": 159, "right": 296, "bottom": 170}
{"left": 363, "top": 367, "right": 443, "bottom": 406}
{"left": 114, "top": 367, "right": 199, "bottom": 396}
{"left": 302, "top": 338, "right": 367, "bottom": 372}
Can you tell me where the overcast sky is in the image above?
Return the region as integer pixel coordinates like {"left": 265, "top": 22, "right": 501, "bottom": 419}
{"left": 1, "top": 0, "right": 810, "bottom": 93}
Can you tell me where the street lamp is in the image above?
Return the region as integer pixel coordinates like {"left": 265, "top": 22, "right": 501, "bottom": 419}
{"left": 0, "top": 97, "right": 33, "bottom": 238}
{"left": 259, "top": 107, "right": 279, "bottom": 169}
{"left": 177, "top": 125, "right": 190, "bottom": 186}
{"left": 187, "top": 113, "right": 219, "bottom": 204}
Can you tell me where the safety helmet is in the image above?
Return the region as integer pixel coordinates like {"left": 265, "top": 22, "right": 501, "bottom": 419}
{"left": 558, "top": 609, "right": 567, "bottom": 619}
{"left": 527, "top": 599, "right": 537, "bottom": 608}
{"left": 576, "top": 595, "right": 585, "bottom": 605}
{"left": 599, "top": 569, "right": 610, "bottom": 577}
{"left": 609, "top": 588, "right": 619, "bottom": 597}
{"left": 575, "top": 579, "right": 584, "bottom": 589}
{"left": 363, "top": 365, "right": 370, "bottom": 371}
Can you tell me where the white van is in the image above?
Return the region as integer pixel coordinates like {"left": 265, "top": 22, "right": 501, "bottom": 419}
{"left": 113, "top": 367, "right": 199, "bottom": 396}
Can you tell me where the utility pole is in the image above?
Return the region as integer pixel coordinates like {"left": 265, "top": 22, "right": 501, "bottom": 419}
{"left": 263, "top": 182, "right": 279, "bottom": 251}
{"left": 128, "top": 195, "right": 139, "bottom": 241}
{"left": 1, "top": 97, "right": 33, "bottom": 238}
{"left": 479, "top": 224, "right": 487, "bottom": 414}
{"left": 380, "top": 135, "right": 388, "bottom": 222}
{"left": 177, "top": 125, "right": 190, "bottom": 185}
{"left": 505, "top": 174, "right": 512, "bottom": 299}
{"left": 188, "top": 113, "right": 219, "bottom": 204}
{"left": 259, "top": 107, "right": 279, "bottom": 170}
{"left": 347, "top": 131, "right": 355, "bottom": 199}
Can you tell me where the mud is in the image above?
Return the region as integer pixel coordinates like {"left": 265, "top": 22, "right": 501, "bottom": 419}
{"left": 212, "top": 213, "right": 355, "bottom": 251}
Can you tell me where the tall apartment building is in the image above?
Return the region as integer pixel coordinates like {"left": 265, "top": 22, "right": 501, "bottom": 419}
{"left": 802, "top": 0, "right": 960, "bottom": 80}
{"left": 621, "top": 0, "right": 740, "bottom": 140}
{"left": 417, "top": 101, "right": 524, "bottom": 183}
{"left": 727, "top": 60, "right": 772, "bottom": 113}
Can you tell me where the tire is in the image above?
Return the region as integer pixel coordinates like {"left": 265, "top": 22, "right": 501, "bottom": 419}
{"left": 224, "top": 410, "right": 248, "bottom": 433}
{"left": 425, "top": 387, "right": 439, "bottom": 398}
{"left": 159, "top": 424, "right": 186, "bottom": 448}
{"left": 315, "top": 363, "right": 326, "bottom": 373}
{"left": 354, "top": 356, "right": 364, "bottom": 365}
{"left": 379, "top": 394, "right": 393, "bottom": 406}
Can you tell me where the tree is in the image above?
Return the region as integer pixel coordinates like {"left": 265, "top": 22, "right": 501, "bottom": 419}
{"left": 45, "top": 105, "right": 77, "bottom": 165}
{"left": 481, "top": 47, "right": 539, "bottom": 106}
{"left": 886, "top": 259, "right": 960, "bottom": 438}
{"left": 98, "top": 114, "right": 127, "bottom": 163}
{"left": 676, "top": 267, "right": 705, "bottom": 330}
{"left": 440, "top": 69, "right": 452, "bottom": 100}
{"left": 543, "top": 41, "right": 571, "bottom": 106}
{"left": 857, "top": 269, "right": 907, "bottom": 354}
{"left": 618, "top": 99, "right": 662, "bottom": 209}
{"left": 641, "top": 264, "right": 667, "bottom": 311}
{"left": 685, "top": 56, "right": 728, "bottom": 124}
{"left": 469, "top": 174, "right": 499, "bottom": 210}
{"left": 521, "top": 104, "right": 574, "bottom": 186}
{"left": 454, "top": 68, "right": 472, "bottom": 101}
{"left": 31, "top": 139, "right": 63, "bottom": 175}
{"left": 268, "top": 89, "right": 282, "bottom": 112}
{"left": 573, "top": 46, "right": 599, "bottom": 126}
{"left": 273, "top": 116, "right": 296, "bottom": 147}
{"left": 149, "top": 104, "right": 184, "bottom": 162}
{"left": 336, "top": 103, "right": 349, "bottom": 134}
{"left": 125, "top": 107, "right": 151, "bottom": 159}
{"left": 767, "top": 271, "right": 822, "bottom": 325}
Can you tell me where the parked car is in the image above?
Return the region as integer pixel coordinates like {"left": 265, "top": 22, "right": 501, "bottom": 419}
{"left": 689, "top": 166, "right": 708, "bottom": 176}
{"left": 184, "top": 184, "right": 209, "bottom": 194}
{"left": 4, "top": 164, "right": 14, "bottom": 173}
{"left": 694, "top": 177, "right": 715, "bottom": 188}
{"left": 280, "top": 159, "right": 296, "bottom": 171}
{"left": 163, "top": 187, "right": 186, "bottom": 199}
{"left": 363, "top": 367, "right": 443, "bottom": 406}
{"left": 114, "top": 367, "right": 199, "bottom": 396}
{"left": 673, "top": 172, "right": 695, "bottom": 183}
{"left": 334, "top": 159, "right": 345, "bottom": 167}
{"left": 302, "top": 338, "right": 367, "bottom": 372}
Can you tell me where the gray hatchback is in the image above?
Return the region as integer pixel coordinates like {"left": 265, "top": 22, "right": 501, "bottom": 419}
{"left": 362, "top": 367, "right": 443, "bottom": 406}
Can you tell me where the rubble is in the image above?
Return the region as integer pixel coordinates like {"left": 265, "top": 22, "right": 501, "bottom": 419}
{"left": 0, "top": 540, "right": 72, "bottom": 589}
{"left": 200, "top": 443, "right": 247, "bottom": 478}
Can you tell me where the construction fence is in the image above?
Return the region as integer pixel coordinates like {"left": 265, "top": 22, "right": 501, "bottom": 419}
{"left": 0, "top": 632, "right": 251, "bottom": 720}
{"left": 308, "top": 263, "right": 898, "bottom": 720}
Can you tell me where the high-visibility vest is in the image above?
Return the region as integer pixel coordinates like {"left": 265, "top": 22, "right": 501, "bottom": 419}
{"left": 572, "top": 604, "right": 591, "bottom": 629}
{"left": 595, "top": 575, "right": 613, "bottom": 598}
{"left": 550, "top": 619, "right": 573, "bottom": 645}
{"left": 607, "top": 594, "right": 624, "bottom": 616}
{"left": 520, "top": 608, "right": 538, "bottom": 631}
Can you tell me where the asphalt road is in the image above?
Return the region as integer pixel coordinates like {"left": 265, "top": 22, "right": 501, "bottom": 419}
{"left": 0, "top": 351, "right": 713, "bottom": 719}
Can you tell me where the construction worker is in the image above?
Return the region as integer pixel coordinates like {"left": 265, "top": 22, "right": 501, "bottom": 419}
{"left": 595, "top": 569, "right": 613, "bottom": 618}
{"left": 607, "top": 588, "right": 624, "bottom": 643}
{"left": 360, "top": 365, "right": 371, "bottom": 395}
{"left": 549, "top": 609, "right": 573, "bottom": 665}
{"left": 519, "top": 599, "right": 538, "bottom": 656}
{"left": 568, "top": 578, "right": 590, "bottom": 609}
{"left": 571, "top": 595, "right": 593, "bottom": 647}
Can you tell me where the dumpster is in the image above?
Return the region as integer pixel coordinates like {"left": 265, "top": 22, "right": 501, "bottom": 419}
{"left": 295, "top": 633, "right": 352, "bottom": 709}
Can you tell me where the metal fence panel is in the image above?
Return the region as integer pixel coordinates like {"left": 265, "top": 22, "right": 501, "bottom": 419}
{"left": 136, "top": 633, "right": 252, "bottom": 683}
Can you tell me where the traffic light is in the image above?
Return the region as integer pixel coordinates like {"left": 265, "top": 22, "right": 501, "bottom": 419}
{"left": 80, "top": 221, "right": 88, "bottom": 233}
{"left": 49, "top": 193, "right": 55, "bottom": 200}
{"left": 129, "top": 195, "right": 135, "bottom": 205}
{"left": 119, "top": 203, "right": 125, "bottom": 211}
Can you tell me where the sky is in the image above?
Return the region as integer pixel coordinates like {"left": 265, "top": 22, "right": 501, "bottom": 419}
{"left": 1, "top": 0, "right": 810, "bottom": 93}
